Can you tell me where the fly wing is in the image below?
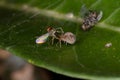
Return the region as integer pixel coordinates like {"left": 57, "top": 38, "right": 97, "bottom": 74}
{"left": 61, "top": 32, "right": 76, "bottom": 44}
{"left": 36, "top": 33, "right": 50, "bottom": 44}
{"left": 97, "top": 11, "right": 103, "bottom": 21}
{"left": 80, "top": 5, "right": 89, "bottom": 18}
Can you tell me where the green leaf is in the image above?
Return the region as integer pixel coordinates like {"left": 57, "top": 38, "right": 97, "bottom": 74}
{"left": 1, "top": 0, "right": 120, "bottom": 79}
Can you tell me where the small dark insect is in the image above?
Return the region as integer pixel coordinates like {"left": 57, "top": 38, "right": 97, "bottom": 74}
{"left": 36, "top": 27, "right": 76, "bottom": 47}
{"left": 80, "top": 5, "right": 103, "bottom": 31}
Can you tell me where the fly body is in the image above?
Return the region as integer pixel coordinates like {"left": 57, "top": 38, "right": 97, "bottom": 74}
{"left": 80, "top": 5, "right": 103, "bottom": 31}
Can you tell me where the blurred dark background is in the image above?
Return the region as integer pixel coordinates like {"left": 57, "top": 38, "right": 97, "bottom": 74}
{"left": 0, "top": 49, "right": 84, "bottom": 80}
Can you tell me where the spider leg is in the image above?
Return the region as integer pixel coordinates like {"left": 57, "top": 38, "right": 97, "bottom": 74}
{"left": 65, "top": 42, "right": 68, "bottom": 45}
{"left": 56, "top": 41, "right": 59, "bottom": 47}
{"left": 59, "top": 39, "right": 62, "bottom": 48}
{"left": 51, "top": 37, "right": 55, "bottom": 45}
{"left": 56, "top": 27, "right": 64, "bottom": 33}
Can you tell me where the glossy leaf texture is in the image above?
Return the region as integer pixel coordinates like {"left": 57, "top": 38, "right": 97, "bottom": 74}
{"left": 0, "top": 0, "right": 120, "bottom": 79}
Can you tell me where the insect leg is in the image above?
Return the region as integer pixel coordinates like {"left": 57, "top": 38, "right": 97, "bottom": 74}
{"left": 59, "top": 39, "right": 62, "bottom": 48}
{"left": 56, "top": 27, "right": 64, "bottom": 33}
{"left": 56, "top": 41, "right": 59, "bottom": 47}
{"left": 65, "top": 42, "right": 68, "bottom": 45}
{"left": 51, "top": 37, "right": 55, "bottom": 45}
{"left": 63, "top": 41, "right": 67, "bottom": 45}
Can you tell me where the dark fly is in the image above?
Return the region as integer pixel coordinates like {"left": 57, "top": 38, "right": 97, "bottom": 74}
{"left": 80, "top": 5, "right": 103, "bottom": 31}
